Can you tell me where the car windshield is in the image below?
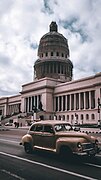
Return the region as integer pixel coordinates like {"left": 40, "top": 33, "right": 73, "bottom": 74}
{"left": 54, "top": 124, "right": 72, "bottom": 132}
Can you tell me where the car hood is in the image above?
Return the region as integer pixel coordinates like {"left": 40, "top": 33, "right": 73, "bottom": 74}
{"left": 55, "top": 131, "right": 95, "bottom": 142}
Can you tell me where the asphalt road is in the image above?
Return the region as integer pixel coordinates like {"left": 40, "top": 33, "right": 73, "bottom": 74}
{"left": 0, "top": 128, "right": 101, "bottom": 180}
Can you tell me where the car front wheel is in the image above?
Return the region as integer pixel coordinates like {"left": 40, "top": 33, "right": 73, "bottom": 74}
{"left": 24, "top": 143, "right": 33, "bottom": 153}
{"left": 59, "top": 146, "right": 72, "bottom": 158}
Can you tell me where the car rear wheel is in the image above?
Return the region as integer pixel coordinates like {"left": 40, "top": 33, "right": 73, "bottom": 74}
{"left": 24, "top": 143, "right": 33, "bottom": 153}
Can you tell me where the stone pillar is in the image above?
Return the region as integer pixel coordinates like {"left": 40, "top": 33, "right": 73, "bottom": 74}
{"left": 95, "top": 88, "right": 100, "bottom": 108}
{"left": 74, "top": 93, "right": 76, "bottom": 110}
{"left": 70, "top": 94, "right": 71, "bottom": 111}
{"left": 89, "top": 91, "right": 91, "bottom": 109}
{"left": 84, "top": 92, "right": 86, "bottom": 109}
{"left": 79, "top": 93, "right": 81, "bottom": 110}
{"left": 65, "top": 95, "right": 67, "bottom": 111}
{"left": 61, "top": 96, "right": 63, "bottom": 111}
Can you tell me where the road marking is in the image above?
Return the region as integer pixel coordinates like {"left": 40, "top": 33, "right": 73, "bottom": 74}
{"left": 1, "top": 169, "right": 25, "bottom": 180}
{"left": 0, "top": 152, "right": 98, "bottom": 180}
{"left": 0, "top": 138, "right": 19, "bottom": 144}
{"left": 85, "top": 163, "right": 101, "bottom": 168}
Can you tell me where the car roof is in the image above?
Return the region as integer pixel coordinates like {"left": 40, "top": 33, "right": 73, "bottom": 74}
{"left": 31, "top": 120, "right": 71, "bottom": 126}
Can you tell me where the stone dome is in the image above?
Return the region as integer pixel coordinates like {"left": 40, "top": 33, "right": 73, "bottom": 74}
{"left": 34, "top": 21, "right": 73, "bottom": 81}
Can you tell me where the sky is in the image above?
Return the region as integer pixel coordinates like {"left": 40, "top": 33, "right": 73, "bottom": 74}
{"left": 0, "top": 0, "right": 101, "bottom": 97}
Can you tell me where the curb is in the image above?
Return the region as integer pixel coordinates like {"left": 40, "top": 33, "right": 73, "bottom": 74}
{"left": 0, "top": 128, "right": 10, "bottom": 131}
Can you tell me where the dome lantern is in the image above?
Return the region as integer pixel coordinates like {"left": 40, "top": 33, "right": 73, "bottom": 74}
{"left": 50, "top": 21, "right": 58, "bottom": 32}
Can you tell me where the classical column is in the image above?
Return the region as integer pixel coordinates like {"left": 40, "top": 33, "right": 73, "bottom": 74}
{"left": 32, "top": 96, "right": 34, "bottom": 109}
{"left": 79, "top": 93, "right": 81, "bottom": 110}
{"left": 89, "top": 91, "right": 91, "bottom": 109}
{"left": 65, "top": 95, "right": 67, "bottom": 111}
{"left": 74, "top": 93, "right": 76, "bottom": 110}
{"left": 30, "top": 97, "right": 32, "bottom": 111}
{"left": 70, "top": 94, "right": 71, "bottom": 111}
{"left": 57, "top": 96, "right": 59, "bottom": 111}
{"left": 95, "top": 88, "right": 100, "bottom": 108}
{"left": 61, "top": 96, "right": 63, "bottom": 111}
{"left": 84, "top": 92, "right": 86, "bottom": 109}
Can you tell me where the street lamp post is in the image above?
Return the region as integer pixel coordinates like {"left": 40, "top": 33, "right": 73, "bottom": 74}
{"left": 98, "top": 98, "right": 101, "bottom": 127}
{"left": 32, "top": 106, "right": 37, "bottom": 121}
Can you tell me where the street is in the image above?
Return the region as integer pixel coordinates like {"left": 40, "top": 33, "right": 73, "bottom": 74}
{"left": 0, "top": 128, "right": 101, "bottom": 180}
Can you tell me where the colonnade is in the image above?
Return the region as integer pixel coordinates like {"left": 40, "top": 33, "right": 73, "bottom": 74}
{"left": 42, "top": 62, "right": 71, "bottom": 74}
{"left": 7, "top": 103, "right": 21, "bottom": 115}
{"left": 54, "top": 90, "right": 95, "bottom": 112}
{"left": 25, "top": 95, "right": 41, "bottom": 113}
{"left": 35, "top": 61, "right": 72, "bottom": 78}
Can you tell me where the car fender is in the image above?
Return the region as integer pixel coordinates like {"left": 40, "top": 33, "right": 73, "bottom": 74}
{"left": 21, "top": 134, "right": 33, "bottom": 146}
{"left": 56, "top": 137, "right": 84, "bottom": 154}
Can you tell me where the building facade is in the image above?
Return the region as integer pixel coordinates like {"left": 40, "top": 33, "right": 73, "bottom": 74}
{"left": 0, "top": 22, "right": 101, "bottom": 125}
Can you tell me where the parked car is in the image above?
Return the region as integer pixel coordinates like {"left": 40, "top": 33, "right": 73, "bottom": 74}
{"left": 5, "top": 122, "right": 13, "bottom": 126}
{"left": 72, "top": 125, "right": 80, "bottom": 131}
{"left": 20, "top": 120, "right": 100, "bottom": 157}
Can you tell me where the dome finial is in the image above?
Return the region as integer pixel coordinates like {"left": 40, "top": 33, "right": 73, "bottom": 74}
{"left": 49, "top": 21, "right": 58, "bottom": 32}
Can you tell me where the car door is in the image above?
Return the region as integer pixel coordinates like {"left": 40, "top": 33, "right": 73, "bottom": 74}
{"left": 31, "top": 124, "right": 43, "bottom": 147}
{"left": 41, "top": 125, "right": 56, "bottom": 149}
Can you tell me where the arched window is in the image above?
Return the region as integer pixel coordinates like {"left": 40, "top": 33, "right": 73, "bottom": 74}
{"left": 76, "top": 114, "right": 78, "bottom": 120}
{"left": 56, "top": 52, "right": 59, "bottom": 56}
{"left": 51, "top": 52, "right": 53, "bottom": 56}
{"left": 62, "top": 53, "right": 64, "bottom": 57}
{"left": 86, "top": 114, "right": 89, "bottom": 120}
{"left": 45, "top": 52, "right": 48, "bottom": 57}
{"left": 59, "top": 115, "right": 61, "bottom": 120}
{"left": 49, "top": 115, "right": 51, "bottom": 120}
{"left": 71, "top": 115, "right": 74, "bottom": 120}
{"left": 91, "top": 114, "right": 95, "bottom": 120}
{"left": 81, "top": 114, "right": 83, "bottom": 120}
{"left": 63, "top": 115, "right": 65, "bottom": 121}
{"left": 67, "top": 115, "right": 69, "bottom": 121}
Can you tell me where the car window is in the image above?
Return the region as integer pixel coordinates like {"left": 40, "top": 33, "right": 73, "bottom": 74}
{"left": 55, "top": 125, "right": 63, "bottom": 132}
{"left": 35, "top": 125, "right": 43, "bottom": 132}
{"left": 54, "top": 124, "right": 72, "bottom": 132}
{"left": 65, "top": 124, "right": 72, "bottom": 130}
{"left": 30, "top": 125, "right": 35, "bottom": 131}
{"left": 44, "top": 125, "right": 54, "bottom": 133}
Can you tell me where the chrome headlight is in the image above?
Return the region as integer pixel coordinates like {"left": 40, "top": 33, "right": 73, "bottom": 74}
{"left": 77, "top": 142, "right": 82, "bottom": 148}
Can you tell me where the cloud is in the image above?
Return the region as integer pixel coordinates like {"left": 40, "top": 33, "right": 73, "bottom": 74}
{"left": 0, "top": 0, "right": 101, "bottom": 96}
